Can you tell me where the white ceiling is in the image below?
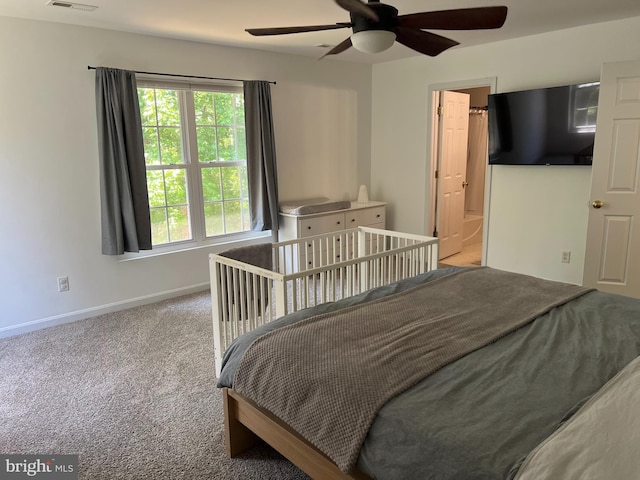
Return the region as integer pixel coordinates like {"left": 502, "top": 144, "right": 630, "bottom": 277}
{"left": 2, "top": 0, "right": 640, "bottom": 64}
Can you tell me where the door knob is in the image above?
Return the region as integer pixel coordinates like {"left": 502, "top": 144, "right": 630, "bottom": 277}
{"left": 592, "top": 200, "right": 604, "bottom": 209}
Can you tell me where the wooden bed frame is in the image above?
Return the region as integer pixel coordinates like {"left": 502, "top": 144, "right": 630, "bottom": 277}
{"left": 210, "top": 227, "right": 439, "bottom": 376}
{"left": 223, "top": 387, "right": 373, "bottom": 480}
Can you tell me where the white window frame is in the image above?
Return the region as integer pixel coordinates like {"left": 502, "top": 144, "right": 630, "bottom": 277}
{"left": 121, "top": 77, "right": 270, "bottom": 260}
{"left": 570, "top": 82, "right": 600, "bottom": 134}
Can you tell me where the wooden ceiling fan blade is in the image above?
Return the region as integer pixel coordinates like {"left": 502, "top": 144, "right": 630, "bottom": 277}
{"left": 320, "top": 37, "right": 353, "bottom": 59}
{"left": 334, "top": 0, "right": 379, "bottom": 21}
{"left": 398, "top": 6, "right": 508, "bottom": 30}
{"left": 394, "top": 27, "right": 459, "bottom": 56}
{"left": 246, "top": 23, "right": 351, "bottom": 36}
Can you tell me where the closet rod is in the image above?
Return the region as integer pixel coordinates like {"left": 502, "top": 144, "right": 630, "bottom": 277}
{"left": 87, "top": 66, "right": 276, "bottom": 85}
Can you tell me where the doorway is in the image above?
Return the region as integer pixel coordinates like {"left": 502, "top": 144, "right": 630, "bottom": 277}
{"left": 428, "top": 78, "right": 496, "bottom": 267}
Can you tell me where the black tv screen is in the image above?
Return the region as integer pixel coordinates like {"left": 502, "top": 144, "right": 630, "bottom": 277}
{"left": 488, "top": 82, "right": 599, "bottom": 165}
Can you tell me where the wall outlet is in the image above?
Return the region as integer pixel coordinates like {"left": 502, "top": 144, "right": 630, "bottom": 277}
{"left": 561, "top": 251, "right": 571, "bottom": 264}
{"left": 57, "top": 276, "right": 69, "bottom": 292}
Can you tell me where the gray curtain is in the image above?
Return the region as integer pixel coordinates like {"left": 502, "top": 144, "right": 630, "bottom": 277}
{"left": 95, "top": 67, "right": 152, "bottom": 255}
{"left": 243, "top": 81, "right": 279, "bottom": 231}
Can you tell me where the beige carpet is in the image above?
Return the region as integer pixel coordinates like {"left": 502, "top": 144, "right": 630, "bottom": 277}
{"left": 0, "top": 291, "right": 309, "bottom": 479}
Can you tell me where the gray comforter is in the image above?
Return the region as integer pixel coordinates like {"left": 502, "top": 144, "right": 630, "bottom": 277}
{"left": 217, "top": 267, "right": 640, "bottom": 480}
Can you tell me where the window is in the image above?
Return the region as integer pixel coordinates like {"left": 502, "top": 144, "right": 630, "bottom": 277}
{"left": 137, "top": 81, "right": 251, "bottom": 247}
{"left": 571, "top": 82, "right": 600, "bottom": 133}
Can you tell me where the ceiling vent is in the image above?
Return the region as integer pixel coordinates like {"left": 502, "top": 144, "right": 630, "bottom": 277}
{"left": 46, "top": 1, "right": 98, "bottom": 12}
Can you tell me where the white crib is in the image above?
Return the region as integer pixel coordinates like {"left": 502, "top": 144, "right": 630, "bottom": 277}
{"left": 209, "top": 227, "right": 439, "bottom": 375}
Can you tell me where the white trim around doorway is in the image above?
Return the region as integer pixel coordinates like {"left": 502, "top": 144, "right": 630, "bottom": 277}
{"left": 425, "top": 77, "right": 497, "bottom": 266}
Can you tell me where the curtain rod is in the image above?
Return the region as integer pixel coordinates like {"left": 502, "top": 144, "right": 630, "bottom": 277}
{"left": 87, "top": 66, "right": 276, "bottom": 85}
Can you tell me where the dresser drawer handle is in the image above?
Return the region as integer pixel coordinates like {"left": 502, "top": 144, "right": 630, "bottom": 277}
{"left": 376, "top": 214, "right": 381, "bottom": 218}
{"left": 337, "top": 221, "right": 341, "bottom": 225}
{"left": 307, "top": 226, "right": 312, "bottom": 230}
{"left": 351, "top": 218, "right": 356, "bottom": 222}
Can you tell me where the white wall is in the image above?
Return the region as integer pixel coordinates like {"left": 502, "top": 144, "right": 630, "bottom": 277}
{"left": 371, "top": 16, "right": 640, "bottom": 284}
{"left": 0, "top": 16, "right": 372, "bottom": 335}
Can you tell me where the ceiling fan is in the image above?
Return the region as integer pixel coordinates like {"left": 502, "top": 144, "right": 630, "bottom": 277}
{"left": 246, "top": 0, "right": 508, "bottom": 58}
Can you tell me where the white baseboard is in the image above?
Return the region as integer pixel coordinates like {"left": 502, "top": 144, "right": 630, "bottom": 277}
{"left": 0, "top": 283, "right": 210, "bottom": 339}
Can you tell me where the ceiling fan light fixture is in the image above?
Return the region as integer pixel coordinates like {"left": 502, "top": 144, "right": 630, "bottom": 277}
{"left": 351, "top": 30, "right": 396, "bottom": 54}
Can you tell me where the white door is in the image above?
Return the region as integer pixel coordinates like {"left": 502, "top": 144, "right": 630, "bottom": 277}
{"left": 437, "top": 90, "right": 470, "bottom": 259}
{"left": 583, "top": 60, "right": 640, "bottom": 298}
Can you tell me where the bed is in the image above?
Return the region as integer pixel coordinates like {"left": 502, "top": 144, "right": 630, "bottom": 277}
{"left": 214, "top": 265, "right": 640, "bottom": 480}
{"left": 209, "top": 227, "right": 439, "bottom": 376}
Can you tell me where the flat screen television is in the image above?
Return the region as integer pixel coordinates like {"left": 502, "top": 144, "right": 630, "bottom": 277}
{"left": 488, "top": 82, "right": 600, "bottom": 165}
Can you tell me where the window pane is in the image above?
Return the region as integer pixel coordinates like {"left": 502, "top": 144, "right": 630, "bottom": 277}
{"left": 146, "top": 170, "right": 166, "bottom": 207}
{"left": 574, "top": 87, "right": 597, "bottom": 109}
{"left": 242, "top": 200, "right": 251, "bottom": 231}
{"left": 138, "top": 89, "right": 157, "bottom": 126}
{"left": 239, "top": 166, "right": 249, "bottom": 198}
{"left": 235, "top": 95, "right": 245, "bottom": 127}
{"left": 236, "top": 128, "right": 247, "bottom": 161}
{"left": 194, "top": 91, "right": 216, "bottom": 125}
{"left": 574, "top": 110, "right": 588, "bottom": 128}
{"left": 196, "top": 126, "right": 217, "bottom": 162}
{"left": 143, "top": 127, "right": 160, "bottom": 165}
{"left": 159, "top": 127, "right": 183, "bottom": 165}
{"left": 224, "top": 201, "right": 243, "bottom": 233}
{"left": 201, "top": 167, "right": 222, "bottom": 202}
{"left": 217, "top": 127, "right": 235, "bottom": 161}
{"left": 165, "top": 169, "right": 188, "bottom": 205}
{"left": 204, "top": 203, "right": 223, "bottom": 236}
{"left": 222, "top": 166, "right": 241, "bottom": 199}
{"left": 215, "top": 93, "right": 235, "bottom": 126}
{"left": 155, "top": 89, "right": 180, "bottom": 126}
{"left": 167, "top": 206, "right": 191, "bottom": 242}
{"left": 150, "top": 208, "right": 169, "bottom": 245}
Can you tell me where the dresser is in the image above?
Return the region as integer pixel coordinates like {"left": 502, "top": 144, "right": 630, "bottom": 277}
{"left": 278, "top": 201, "right": 386, "bottom": 269}
{"left": 278, "top": 201, "right": 386, "bottom": 241}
